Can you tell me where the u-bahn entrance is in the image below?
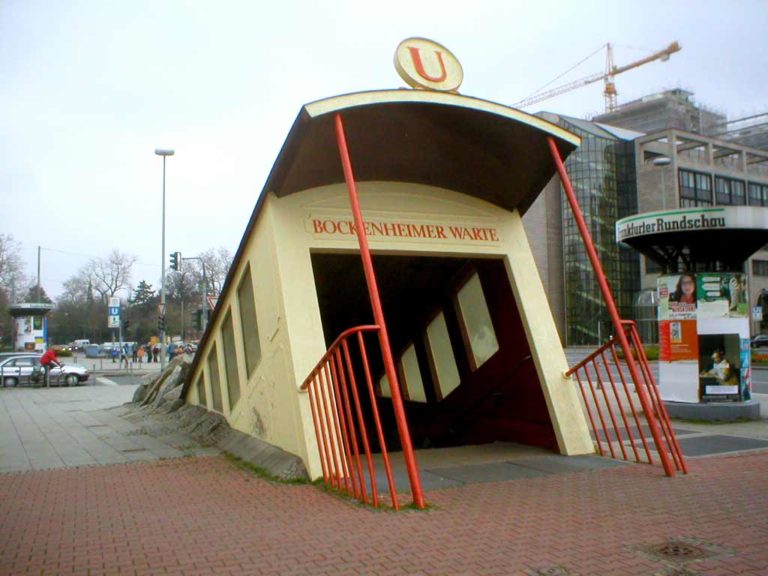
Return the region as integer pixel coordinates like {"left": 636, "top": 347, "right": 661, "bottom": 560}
{"left": 183, "top": 38, "right": 685, "bottom": 512}
{"left": 311, "top": 253, "right": 557, "bottom": 454}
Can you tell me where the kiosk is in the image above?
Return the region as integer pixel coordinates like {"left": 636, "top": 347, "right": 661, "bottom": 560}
{"left": 617, "top": 206, "right": 768, "bottom": 419}
{"left": 8, "top": 302, "right": 54, "bottom": 352}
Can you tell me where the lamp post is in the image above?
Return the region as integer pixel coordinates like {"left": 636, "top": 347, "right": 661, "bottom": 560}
{"left": 155, "top": 148, "right": 174, "bottom": 370}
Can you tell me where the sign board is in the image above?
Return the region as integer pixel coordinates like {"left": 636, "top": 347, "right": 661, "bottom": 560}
{"left": 617, "top": 208, "right": 728, "bottom": 242}
{"left": 617, "top": 206, "right": 768, "bottom": 244}
{"left": 157, "top": 303, "right": 167, "bottom": 316}
{"left": 207, "top": 295, "right": 219, "bottom": 310}
{"left": 109, "top": 297, "right": 120, "bottom": 308}
{"left": 108, "top": 307, "right": 120, "bottom": 316}
{"left": 752, "top": 306, "right": 763, "bottom": 321}
{"left": 107, "top": 315, "right": 120, "bottom": 328}
{"left": 394, "top": 37, "right": 463, "bottom": 92}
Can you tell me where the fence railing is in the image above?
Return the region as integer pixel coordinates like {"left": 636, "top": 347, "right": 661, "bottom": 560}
{"left": 566, "top": 320, "right": 687, "bottom": 474}
{"left": 300, "top": 325, "right": 407, "bottom": 509}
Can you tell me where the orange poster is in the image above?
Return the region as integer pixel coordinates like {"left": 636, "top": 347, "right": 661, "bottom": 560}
{"left": 659, "top": 319, "right": 699, "bottom": 361}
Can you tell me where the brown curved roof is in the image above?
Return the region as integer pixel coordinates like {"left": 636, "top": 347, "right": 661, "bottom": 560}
{"left": 264, "top": 89, "right": 579, "bottom": 215}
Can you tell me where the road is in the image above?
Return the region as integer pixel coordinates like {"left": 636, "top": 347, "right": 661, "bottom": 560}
{"left": 94, "top": 373, "right": 145, "bottom": 386}
{"left": 752, "top": 367, "right": 768, "bottom": 394}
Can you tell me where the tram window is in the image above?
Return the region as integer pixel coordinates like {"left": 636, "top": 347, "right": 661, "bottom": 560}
{"left": 426, "top": 311, "right": 461, "bottom": 399}
{"left": 222, "top": 310, "right": 241, "bottom": 410}
{"left": 378, "top": 373, "right": 392, "bottom": 398}
{"left": 196, "top": 373, "right": 207, "bottom": 407}
{"left": 401, "top": 343, "right": 426, "bottom": 403}
{"left": 207, "top": 344, "right": 223, "bottom": 413}
{"left": 456, "top": 272, "right": 499, "bottom": 370}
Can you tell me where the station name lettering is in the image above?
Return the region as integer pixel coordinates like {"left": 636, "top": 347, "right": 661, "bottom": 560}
{"left": 312, "top": 219, "right": 499, "bottom": 242}
{"left": 619, "top": 213, "right": 726, "bottom": 240}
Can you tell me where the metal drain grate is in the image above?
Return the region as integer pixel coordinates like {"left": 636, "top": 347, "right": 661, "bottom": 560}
{"left": 635, "top": 538, "right": 732, "bottom": 567}
{"left": 649, "top": 542, "right": 709, "bottom": 561}
{"left": 529, "top": 566, "right": 571, "bottom": 576}
{"left": 655, "top": 567, "right": 699, "bottom": 576}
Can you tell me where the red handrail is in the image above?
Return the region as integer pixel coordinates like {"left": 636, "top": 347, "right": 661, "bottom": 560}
{"left": 300, "top": 325, "right": 403, "bottom": 509}
{"left": 566, "top": 322, "right": 686, "bottom": 473}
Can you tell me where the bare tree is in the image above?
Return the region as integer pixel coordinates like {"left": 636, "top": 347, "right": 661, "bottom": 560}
{"left": 0, "top": 234, "right": 26, "bottom": 303}
{"left": 198, "top": 247, "right": 232, "bottom": 296}
{"left": 59, "top": 275, "right": 92, "bottom": 304}
{"left": 87, "top": 250, "right": 137, "bottom": 303}
{"left": 0, "top": 234, "right": 26, "bottom": 347}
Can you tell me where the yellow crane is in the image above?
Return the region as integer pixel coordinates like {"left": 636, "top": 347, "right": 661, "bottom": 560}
{"left": 513, "top": 41, "right": 682, "bottom": 112}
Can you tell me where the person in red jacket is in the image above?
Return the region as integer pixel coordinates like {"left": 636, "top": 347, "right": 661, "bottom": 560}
{"left": 40, "top": 348, "right": 62, "bottom": 386}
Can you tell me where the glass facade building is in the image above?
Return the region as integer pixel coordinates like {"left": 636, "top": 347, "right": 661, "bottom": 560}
{"left": 539, "top": 114, "right": 640, "bottom": 345}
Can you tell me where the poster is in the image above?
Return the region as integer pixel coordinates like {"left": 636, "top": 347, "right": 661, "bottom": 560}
{"left": 698, "top": 334, "right": 741, "bottom": 401}
{"left": 696, "top": 273, "right": 748, "bottom": 319}
{"left": 658, "top": 319, "right": 698, "bottom": 361}
{"left": 658, "top": 275, "right": 698, "bottom": 362}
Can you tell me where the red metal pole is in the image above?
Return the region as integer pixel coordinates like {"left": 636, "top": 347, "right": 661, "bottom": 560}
{"left": 342, "top": 340, "right": 378, "bottom": 507}
{"left": 334, "top": 113, "right": 426, "bottom": 508}
{"left": 307, "top": 381, "right": 330, "bottom": 484}
{"left": 358, "top": 330, "right": 399, "bottom": 509}
{"left": 547, "top": 137, "right": 676, "bottom": 477}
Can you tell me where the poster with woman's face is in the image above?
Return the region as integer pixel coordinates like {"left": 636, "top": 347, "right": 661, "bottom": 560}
{"left": 658, "top": 274, "right": 696, "bottom": 320}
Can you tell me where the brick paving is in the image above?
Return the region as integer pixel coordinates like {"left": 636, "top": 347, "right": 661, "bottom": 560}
{"left": 1, "top": 451, "right": 767, "bottom": 576}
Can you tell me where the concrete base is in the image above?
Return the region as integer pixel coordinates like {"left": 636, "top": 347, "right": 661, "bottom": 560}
{"left": 665, "top": 399, "right": 761, "bottom": 422}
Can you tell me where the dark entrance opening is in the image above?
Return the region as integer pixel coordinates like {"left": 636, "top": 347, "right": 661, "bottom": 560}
{"left": 311, "top": 252, "right": 558, "bottom": 453}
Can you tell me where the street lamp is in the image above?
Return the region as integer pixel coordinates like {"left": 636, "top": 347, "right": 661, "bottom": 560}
{"left": 155, "top": 148, "right": 174, "bottom": 370}
{"left": 653, "top": 156, "right": 672, "bottom": 209}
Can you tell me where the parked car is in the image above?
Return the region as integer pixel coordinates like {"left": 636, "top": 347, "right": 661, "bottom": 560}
{"left": 750, "top": 334, "right": 768, "bottom": 348}
{"left": 0, "top": 355, "right": 89, "bottom": 387}
{"left": 84, "top": 344, "right": 102, "bottom": 358}
{"left": 69, "top": 339, "right": 91, "bottom": 351}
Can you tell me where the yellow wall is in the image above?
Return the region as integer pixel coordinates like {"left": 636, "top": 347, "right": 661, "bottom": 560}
{"left": 186, "top": 182, "right": 593, "bottom": 479}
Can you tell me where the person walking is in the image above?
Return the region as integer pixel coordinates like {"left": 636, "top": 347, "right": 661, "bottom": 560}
{"left": 121, "top": 343, "right": 131, "bottom": 369}
{"left": 137, "top": 345, "right": 145, "bottom": 365}
{"left": 152, "top": 343, "right": 160, "bottom": 363}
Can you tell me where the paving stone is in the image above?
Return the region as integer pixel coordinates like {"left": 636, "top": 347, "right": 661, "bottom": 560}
{"left": 1, "top": 452, "right": 766, "bottom": 575}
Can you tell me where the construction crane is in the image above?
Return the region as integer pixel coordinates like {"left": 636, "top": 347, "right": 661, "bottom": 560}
{"left": 513, "top": 41, "right": 682, "bottom": 113}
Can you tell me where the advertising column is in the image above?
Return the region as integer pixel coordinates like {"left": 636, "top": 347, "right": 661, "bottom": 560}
{"left": 658, "top": 272, "right": 751, "bottom": 403}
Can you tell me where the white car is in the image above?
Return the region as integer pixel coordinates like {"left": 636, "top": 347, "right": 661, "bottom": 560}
{"left": 0, "top": 354, "right": 90, "bottom": 387}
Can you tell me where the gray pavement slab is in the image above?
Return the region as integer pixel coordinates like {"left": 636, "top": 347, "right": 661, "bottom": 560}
{"left": 431, "top": 461, "right": 551, "bottom": 483}
{"left": 676, "top": 434, "right": 768, "bottom": 457}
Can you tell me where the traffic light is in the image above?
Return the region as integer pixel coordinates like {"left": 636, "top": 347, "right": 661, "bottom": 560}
{"left": 123, "top": 319, "right": 131, "bottom": 332}
{"left": 157, "top": 314, "right": 166, "bottom": 332}
{"left": 170, "top": 252, "right": 182, "bottom": 272}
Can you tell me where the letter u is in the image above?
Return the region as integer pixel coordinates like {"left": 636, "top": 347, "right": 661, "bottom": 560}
{"left": 408, "top": 47, "right": 447, "bottom": 82}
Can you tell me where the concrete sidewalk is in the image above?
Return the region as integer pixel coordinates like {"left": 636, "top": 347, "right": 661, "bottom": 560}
{"left": 0, "top": 385, "right": 217, "bottom": 474}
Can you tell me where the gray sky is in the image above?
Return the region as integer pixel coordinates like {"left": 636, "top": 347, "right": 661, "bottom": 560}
{"left": 2, "top": 0, "right": 766, "bottom": 300}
